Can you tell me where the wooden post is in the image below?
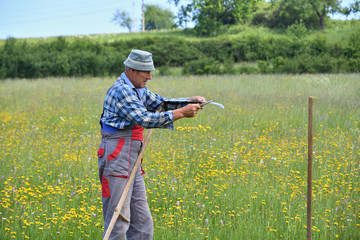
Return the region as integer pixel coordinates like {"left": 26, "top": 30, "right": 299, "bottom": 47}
{"left": 307, "top": 97, "right": 314, "bottom": 240}
{"left": 142, "top": 0, "right": 145, "bottom": 32}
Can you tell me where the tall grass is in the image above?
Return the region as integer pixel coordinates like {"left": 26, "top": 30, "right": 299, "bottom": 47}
{"left": 0, "top": 74, "right": 359, "bottom": 239}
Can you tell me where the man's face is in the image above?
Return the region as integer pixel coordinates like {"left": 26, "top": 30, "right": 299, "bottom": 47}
{"left": 129, "top": 69, "right": 152, "bottom": 88}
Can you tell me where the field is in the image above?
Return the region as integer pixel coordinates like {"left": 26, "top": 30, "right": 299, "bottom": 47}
{"left": 0, "top": 74, "right": 359, "bottom": 239}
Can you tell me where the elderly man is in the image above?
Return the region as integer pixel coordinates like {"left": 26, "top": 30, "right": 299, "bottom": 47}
{"left": 98, "top": 49, "right": 204, "bottom": 240}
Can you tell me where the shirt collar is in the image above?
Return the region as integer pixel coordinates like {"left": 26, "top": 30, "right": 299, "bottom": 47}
{"left": 121, "top": 72, "right": 145, "bottom": 99}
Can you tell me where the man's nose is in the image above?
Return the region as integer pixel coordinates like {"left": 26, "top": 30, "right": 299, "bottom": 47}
{"left": 147, "top": 72, "right": 152, "bottom": 80}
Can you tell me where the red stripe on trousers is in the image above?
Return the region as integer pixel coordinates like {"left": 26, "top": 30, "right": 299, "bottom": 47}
{"left": 101, "top": 175, "right": 111, "bottom": 198}
{"left": 108, "top": 138, "right": 125, "bottom": 161}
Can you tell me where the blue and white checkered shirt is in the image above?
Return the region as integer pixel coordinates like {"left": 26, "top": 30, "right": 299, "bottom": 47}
{"left": 100, "top": 72, "right": 188, "bottom": 130}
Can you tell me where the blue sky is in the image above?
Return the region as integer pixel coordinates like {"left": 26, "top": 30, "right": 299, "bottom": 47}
{"left": 0, "top": 0, "right": 186, "bottom": 39}
{"left": 0, "top": 0, "right": 358, "bottom": 39}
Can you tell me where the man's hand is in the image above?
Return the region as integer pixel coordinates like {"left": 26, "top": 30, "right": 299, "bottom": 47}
{"left": 173, "top": 104, "right": 202, "bottom": 121}
{"left": 189, "top": 96, "right": 206, "bottom": 102}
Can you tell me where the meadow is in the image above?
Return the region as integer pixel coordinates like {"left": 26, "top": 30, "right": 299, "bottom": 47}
{"left": 0, "top": 74, "right": 359, "bottom": 239}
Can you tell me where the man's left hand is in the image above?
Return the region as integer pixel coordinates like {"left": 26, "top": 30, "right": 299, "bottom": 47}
{"left": 189, "top": 96, "right": 206, "bottom": 102}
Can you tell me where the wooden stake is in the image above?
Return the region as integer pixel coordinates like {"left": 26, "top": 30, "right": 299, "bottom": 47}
{"left": 307, "top": 97, "right": 314, "bottom": 240}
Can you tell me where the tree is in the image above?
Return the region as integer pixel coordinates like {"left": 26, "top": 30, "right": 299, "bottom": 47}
{"left": 305, "top": 0, "right": 341, "bottom": 30}
{"left": 352, "top": 0, "right": 360, "bottom": 12}
{"left": 143, "top": 5, "right": 176, "bottom": 30}
{"left": 170, "top": 0, "right": 258, "bottom": 36}
{"left": 271, "top": 0, "right": 318, "bottom": 28}
{"left": 305, "top": 0, "right": 360, "bottom": 30}
{"left": 341, "top": 0, "right": 360, "bottom": 17}
{"left": 253, "top": 0, "right": 359, "bottom": 30}
{"left": 112, "top": 10, "right": 133, "bottom": 32}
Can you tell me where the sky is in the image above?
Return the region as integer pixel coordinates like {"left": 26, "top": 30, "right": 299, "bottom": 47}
{"left": 0, "top": 0, "right": 358, "bottom": 40}
{"left": 0, "top": 0, "right": 188, "bottom": 39}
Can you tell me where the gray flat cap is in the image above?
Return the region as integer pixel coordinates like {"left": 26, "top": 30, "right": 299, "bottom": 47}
{"left": 123, "top": 49, "right": 155, "bottom": 71}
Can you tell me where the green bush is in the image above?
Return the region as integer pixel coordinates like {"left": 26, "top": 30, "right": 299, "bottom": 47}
{"left": 222, "top": 57, "right": 236, "bottom": 74}
{"left": 1, "top": 28, "right": 359, "bottom": 79}
{"left": 158, "top": 64, "right": 171, "bottom": 76}
{"left": 310, "top": 33, "right": 329, "bottom": 55}
{"left": 286, "top": 21, "right": 308, "bottom": 40}
{"left": 313, "top": 54, "right": 334, "bottom": 73}
{"left": 238, "top": 65, "right": 259, "bottom": 74}
{"left": 257, "top": 60, "right": 270, "bottom": 73}
{"left": 348, "top": 58, "right": 360, "bottom": 72}
{"left": 194, "top": 39, "right": 233, "bottom": 63}
{"left": 182, "top": 57, "right": 221, "bottom": 75}
{"left": 271, "top": 56, "right": 286, "bottom": 73}
{"left": 281, "top": 54, "right": 340, "bottom": 74}
{"left": 344, "top": 32, "right": 360, "bottom": 59}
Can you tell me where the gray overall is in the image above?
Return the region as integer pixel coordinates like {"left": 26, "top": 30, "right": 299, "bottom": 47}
{"left": 98, "top": 127, "right": 153, "bottom": 240}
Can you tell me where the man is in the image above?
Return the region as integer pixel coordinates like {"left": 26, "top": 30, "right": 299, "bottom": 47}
{"left": 98, "top": 49, "right": 205, "bottom": 240}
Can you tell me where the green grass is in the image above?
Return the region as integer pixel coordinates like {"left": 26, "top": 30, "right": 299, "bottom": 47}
{"left": 0, "top": 74, "right": 359, "bottom": 239}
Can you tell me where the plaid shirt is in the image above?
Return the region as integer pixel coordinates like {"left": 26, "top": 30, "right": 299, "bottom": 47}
{"left": 100, "top": 73, "right": 188, "bottom": 130}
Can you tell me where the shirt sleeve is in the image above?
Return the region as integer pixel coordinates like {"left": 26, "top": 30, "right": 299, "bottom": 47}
{"left": 142, "top": 89, "right": 191, "bottom": 130}
{"left": 144, "top": 88, "right": 189, "bottom": 111}
{"left": 114, "top": 85, "right": 175, "bottom": 129}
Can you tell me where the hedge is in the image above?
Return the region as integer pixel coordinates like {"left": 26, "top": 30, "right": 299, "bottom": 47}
{"left": 0, "top": 31, "right": 359, "bottom": 79}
